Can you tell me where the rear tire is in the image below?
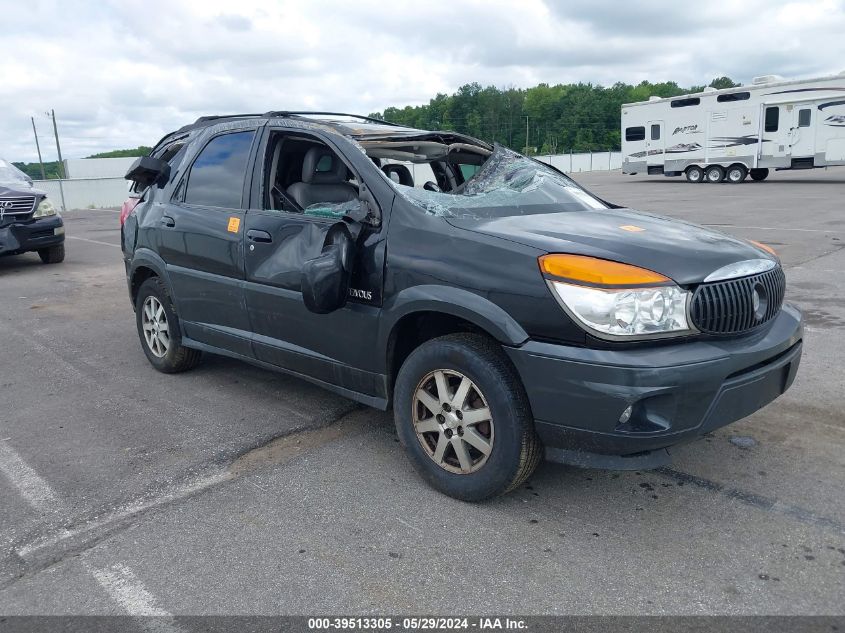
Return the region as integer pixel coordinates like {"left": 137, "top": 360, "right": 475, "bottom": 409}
{"left": 135, "top": 277, "right": 202, "bottom": 373}
{"left": 393, "top": 333, "right": 542, "bottom": 502}
{"left": 38, "top": 244, "right": 65, "bottom": 264}
{"left": 726, "top": 164, "right": 748, "bottom": 184}
{"left": 685, "top": 166, "right": 704, "bottom": 183}
{"left": 704, "top": 165, "right": 725, "bottom": 183}
{"left": 750, "top": 168, "right": 769, "bottom": 181}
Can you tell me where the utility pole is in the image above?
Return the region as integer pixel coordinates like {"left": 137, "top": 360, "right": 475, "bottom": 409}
{"left": 48, "top": 109, "right": 67, "bottom": 212}
{"left": 31, "top": 117, "right": 47, "bottom": 180}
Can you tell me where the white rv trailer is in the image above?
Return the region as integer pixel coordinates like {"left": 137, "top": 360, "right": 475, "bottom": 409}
{"left": 621, "top": 72, "right": 845, "bottom": 183}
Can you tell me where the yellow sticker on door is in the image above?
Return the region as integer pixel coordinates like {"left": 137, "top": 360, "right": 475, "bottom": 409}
{"left": 227, "top": 217, "right": 241, "bottom": 233}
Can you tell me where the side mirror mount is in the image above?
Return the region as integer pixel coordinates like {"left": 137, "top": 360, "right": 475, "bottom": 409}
{"left": 125, "top": 156, "right": 170, "bottom": 189}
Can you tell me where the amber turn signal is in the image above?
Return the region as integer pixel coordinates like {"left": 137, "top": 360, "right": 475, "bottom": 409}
{"left": 538, "top": 254, "right": 671, "bottom": 286}
{"left": 749, "top": 240, "right": 777, "bottom": 257}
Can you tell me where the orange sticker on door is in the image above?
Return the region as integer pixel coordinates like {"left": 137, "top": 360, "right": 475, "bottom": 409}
{"left": 227, "top": 217, "right": 241, "bottom": 233}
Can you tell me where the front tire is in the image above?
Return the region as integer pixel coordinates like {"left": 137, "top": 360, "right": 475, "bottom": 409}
{"left": 685, "top": 166, "right": 704, "bottom": 183}
{"left": 38, "top": 244, "right": 65, "bottom": 264}
{"left": 393, "top": 333, "right": 542, "bottom": 501}
{"left": 750, "top": 168, "right": 769, "bottom": 181}
{"left": 704, "top": 165, "right": 725, "bottom": 183}
{"left": 135, "top": 277, "right": 202, "bottom": 373}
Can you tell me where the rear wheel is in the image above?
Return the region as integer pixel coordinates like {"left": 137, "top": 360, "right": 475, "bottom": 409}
{"left": 393, "top": 333, "right": 542, "bottom": 501}
{"left": 704, "top": 165, "right": 725, "bottom": 183}
{"left": 726, "top": 164, "right": 748, "bottom": 184}
{"left": 750, "top": 168, "right": 769, "bottom": 181}
{"left": 37, "top": 244, "right": 64, "bottom": 264}
{"left": 135, "top": 277, "right": 202, "bottom": 373}
{"left": 685, "top": 166, "right": 704, "bottom": 183}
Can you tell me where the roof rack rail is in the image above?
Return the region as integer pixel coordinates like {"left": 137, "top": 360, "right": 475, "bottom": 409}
{"left": 192, "top": 113, "right": 263, "bottom": 124}
{"left": 263, "top": 111, "right": 402, "bottom": 127}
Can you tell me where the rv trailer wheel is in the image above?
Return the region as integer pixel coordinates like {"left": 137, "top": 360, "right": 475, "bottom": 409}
{"left": 726, "top": 164, "right": 748, "bottom": 183}
{"left": 685, "top": 166, "right": 704, "bottom": 183}
{"left": 750, "top": 168, "right": 769, "bottom": 181}
{"left": 704, "top": 165, "right": 725, "bottom": 183}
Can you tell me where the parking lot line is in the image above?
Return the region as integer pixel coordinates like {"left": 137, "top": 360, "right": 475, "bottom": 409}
{"left": 85, "top": 562, "right": 172, "bottom": 616}
{"left": 0, "top": 441, "right": 63, "bottom": 513}
{"left": 66, "top": 235, "right": 121, "bottom": 248}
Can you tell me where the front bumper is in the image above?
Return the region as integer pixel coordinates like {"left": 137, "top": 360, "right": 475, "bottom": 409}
{"left": 505, "top": 304, "right": 803, "bottom": 466}
{"left": 0, "top": 216, "right": 65, "bottom": 256}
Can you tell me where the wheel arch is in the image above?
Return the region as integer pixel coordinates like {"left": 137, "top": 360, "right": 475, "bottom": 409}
{"left": 128, "top": 249, "right": 172, "bottom": 307}
{"left": 379, "top": 285, "right": 529, "bottom": 396}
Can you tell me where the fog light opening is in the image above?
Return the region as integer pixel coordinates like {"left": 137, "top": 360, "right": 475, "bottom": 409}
{"left": 618, "top": 405, "right": 633, "bottom": 424}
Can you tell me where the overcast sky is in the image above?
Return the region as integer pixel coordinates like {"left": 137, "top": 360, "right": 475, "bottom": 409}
{"left": 3, "top": 0, "right": 844, "bottom": 162}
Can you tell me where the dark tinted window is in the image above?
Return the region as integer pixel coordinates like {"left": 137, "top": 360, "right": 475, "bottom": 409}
{"left": 650, "top": 124, "right": 661, "bottom": 140}
{"left": 625, "top": 126, "right": 646, "bottom": 141}
{"left": 764, "top": 107, "right": 779, "bottom": 132}
{"left": 798, "top": 108, "right": 811, "bottom": 127}
{"left": 671, "top": 98, "right": 700, "bottom": 108}
{"left": 717, "top": 92, "right": 750, "bottom": 102}
{"left": 184, "top": 131, "right": 255, "bottom": 208}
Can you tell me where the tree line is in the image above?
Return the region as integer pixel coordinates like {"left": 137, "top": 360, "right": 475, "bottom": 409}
{"left": 369, "top": 77, "right": 739, "bottom": 155}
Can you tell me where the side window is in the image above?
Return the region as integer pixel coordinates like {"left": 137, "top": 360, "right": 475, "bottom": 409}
{"left": 650, "top": 124, "right": 661, "bottom": 141}
{"left": 459, "top": 164, "right": 480, "bottom": 179}
{"left": 798, "top": 109, "right": 811, "bottom": 127}
{"left": 625, "top": 126, "right": 646, "bottom": 142}
{"left": 717, "top": 92, "right": 750, "bottom": 103}
{"left": 184, "top": 131, "right": 255, "bottom": 208}
{"left": 764, "top": 107, "right": 779, "bottom": 133}
{"left": 670, "top": 98, "right": 700, "bottom": 108}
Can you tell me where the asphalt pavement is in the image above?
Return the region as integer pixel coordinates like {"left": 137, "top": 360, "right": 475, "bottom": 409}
{"left": 0, "top": 168, "right": 843, "bottom": 617}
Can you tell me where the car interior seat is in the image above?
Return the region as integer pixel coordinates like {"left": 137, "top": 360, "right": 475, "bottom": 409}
{"left": 382, "top": 164, "right": 414, "bottom": 187}
{"left": 287, "top": 147, "right": 358, "bottom": 208}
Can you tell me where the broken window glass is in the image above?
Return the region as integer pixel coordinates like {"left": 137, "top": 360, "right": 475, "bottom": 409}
{"left": 389, "top": 145, "right": 606, "bottom": 219}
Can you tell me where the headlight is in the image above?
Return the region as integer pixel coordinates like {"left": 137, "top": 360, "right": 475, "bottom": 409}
{"left": 33, "top": 199, "right": 57, "bottom": 218}
{"left": 540, "top": 254, "right": 695, "bottom": 339}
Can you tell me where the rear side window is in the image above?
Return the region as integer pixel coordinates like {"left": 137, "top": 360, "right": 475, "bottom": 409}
{"left": 798, "top": 108, "right": 811, "bottom": 127}
{"left": 764, "top": 107, "right": 779, "bottom": 132}
{"left": 717, "top": 92, "right": 750, "bottom": 102}
{"left": 650, "top": 124, "right": 661, "bottom": 140}
{"left": 671, "top": 98, "right": 700, "bottom": 108}
{"left": 184, "top": 131, "right": 255, "bottom": 208}
{"left": 625, "top": 126, "right": 645, "bottom": 142}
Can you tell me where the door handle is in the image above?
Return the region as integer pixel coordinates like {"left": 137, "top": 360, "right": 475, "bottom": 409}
{"left": 160, "top": 215, "right": 175, "bottom": 228}
{"left": 246, "top": 229, "right": 273, "bottom": 243}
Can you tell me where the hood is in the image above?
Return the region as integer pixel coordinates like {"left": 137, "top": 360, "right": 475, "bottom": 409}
{"left": 446, "top": 207, "right": 774, "bottom": 286}
{"left": 0, "top": 183, "right": 46, "bottom": 198}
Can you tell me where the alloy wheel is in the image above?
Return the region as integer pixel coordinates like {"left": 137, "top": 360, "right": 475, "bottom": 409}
{"left": 141, "top": 296, "right": 170, "bottom": 358}
{"left": 412, "top": 369, "right": 494, "bottom": 474}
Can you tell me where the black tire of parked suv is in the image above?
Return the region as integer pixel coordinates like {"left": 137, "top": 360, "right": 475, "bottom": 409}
{"left": 37, "top": 244, "right": 65, "bottom": 264}
{"left": 726, "top": 164, "right": 748, "bottom": 184}
{"left": 393, "top": 333, "right": 542, "bottom": 502}
{"left": 135, "top": 277, "right": 202, "bottom": 373}
{"left": 704, "top": 165, "right": 725, "bottom": 183}
{"left": 750, "top": 168, "right": 770, "bottom": 181}
{"left": 685, "top": 166, "right": 704, "bottom": 183}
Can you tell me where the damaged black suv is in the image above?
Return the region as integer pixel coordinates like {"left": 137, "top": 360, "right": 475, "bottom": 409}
{"left": 122, "top": 112, "right": 802, "bottom": 501}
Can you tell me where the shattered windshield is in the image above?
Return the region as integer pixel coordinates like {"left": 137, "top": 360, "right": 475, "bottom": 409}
{"left": 392, "top": 145, "right": 606, "bottom": 219}
{"left": 0, "top": 159, "right": 34, "bottom": 189}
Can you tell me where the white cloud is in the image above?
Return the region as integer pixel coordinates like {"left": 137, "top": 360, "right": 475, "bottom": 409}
{"left": 3, "top": 0, "right": 844, "bottom": 161}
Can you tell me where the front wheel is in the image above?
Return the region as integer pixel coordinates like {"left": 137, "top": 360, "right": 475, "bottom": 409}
{"left": 135, "top": 277, "right": 202, "bottom": 373}
{"left": 38, "top": 244, "right": 65, "bottom": 264}
{"left": 393, "top": 333, "right": 542, "bottom": 501}
{"left": 685, "top": 166, "right": 704, "bottom": 183}
{"left": 750, "top": 168, "right": 769, "bottom": 181}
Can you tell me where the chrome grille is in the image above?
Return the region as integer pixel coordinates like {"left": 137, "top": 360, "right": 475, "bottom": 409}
{"left": 0, "top": 195, "right": 37, "bottom": 216}
{"left": 690, "top": 266, "right": 785, "bottom": 334}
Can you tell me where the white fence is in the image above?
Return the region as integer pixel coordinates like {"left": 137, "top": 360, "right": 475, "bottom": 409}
{"left": 64, "top": 157, "right": 136, "bottom": 179}
{"left": 35, "top": 151, "right": 624, "bottom": 210}
{"left": 34, "top": 177, "right": 128, "bottom": 210}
